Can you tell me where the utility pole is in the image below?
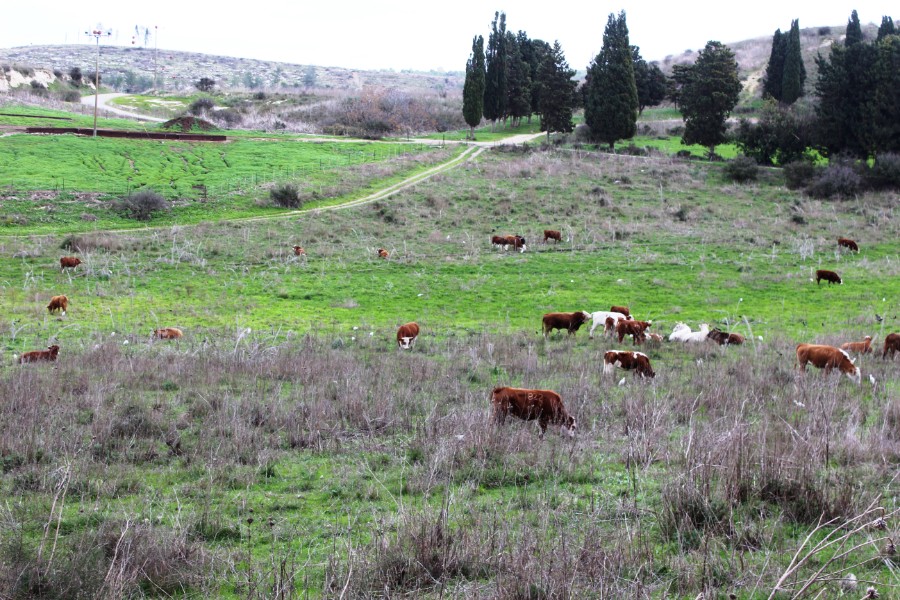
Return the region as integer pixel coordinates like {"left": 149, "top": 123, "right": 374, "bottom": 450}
{"left": 84, "top": 28, "right": 111, "bottom": 138}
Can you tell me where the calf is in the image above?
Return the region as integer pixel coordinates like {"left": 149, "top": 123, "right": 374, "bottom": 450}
{"left": 153, "top": 327, "right": 183, "bottom": 340}
{"left": 377, "top": 248, "right": 389, "bottom": 259}
{"left": 542, "top": 311, "right": 591, "bottom": 338}
{"left": 47, "top": 295, "right": 69, "bottom": 315}
{"left": 491, "top": 386, "right": 576, "bottom": 438}
{"left": 796, "top": 343, "right": 860, "bottom": 384}
{"left": 883, "top": 333, "right": 900, "bottom": 360}
{"left": 707, "top": 328, "right": 744, "bottom": 346}
{"left": 292, "top": 245, "right": 306, "bottom": 256}
{"left": 603, "top": 350, "right": 655, "bottom": 378}
{"left": 609, "top": 305, "right": 630, "bottom": 317}
{"left": 19, "top": 345, "right": 60, "bottom": 363}
{"left": 60, "top": 256, "right": 81, "bottom": 270}
{"left": 543, "top": 229, "right": 562, "bottom": 243}
{"left": 396, "top": 322, "right": 419, "bottom": 349}
{"left": 816, "top": 269, "right": 842, "bottom": 285}
{"left": 837, "top": 237, "right": 859, "bottom": 252}
{"left": 587, "top": 310, "right": 629, "bottom": 339}
{"left": 616, "top": 319, "right": 652, "bottom": 345}
{"left": 841, "top": 335, "right": 873, "bottom": 355}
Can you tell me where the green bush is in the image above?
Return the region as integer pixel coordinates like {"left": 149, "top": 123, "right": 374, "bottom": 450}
{"left": 868, "top": 153, "right": 900, "bottom": 190}
{"left": 723, "top": 155, "right": 758, "bottom": 182}
{"left": 114, "top": 190, "right": 170, "bottom": 221}
{"left": 783, "top": 161, "right": 816, "bottom": 190}
{"left": 270, "top": 184, "right": 302, "bottom": 208}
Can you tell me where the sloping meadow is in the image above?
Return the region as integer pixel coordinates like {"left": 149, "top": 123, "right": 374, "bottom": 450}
{"left": 1, "top": 148, "right": 899, "bottom": 597}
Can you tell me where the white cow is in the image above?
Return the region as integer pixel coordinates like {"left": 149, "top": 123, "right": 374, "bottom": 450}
{"left": 588, "top": 311, "right": 630, "bottom": 339}
{"left": 669, "top": 322, "right": 710, "bottom": 343}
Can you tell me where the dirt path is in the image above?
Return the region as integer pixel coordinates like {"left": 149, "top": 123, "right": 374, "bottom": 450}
{"left": 80, "top": 93, "right": 167, "bottom": 123}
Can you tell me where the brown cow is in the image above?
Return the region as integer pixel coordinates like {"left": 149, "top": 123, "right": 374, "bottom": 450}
{"left": 603, "top": 350, "right": 655, "bottom": 378}
{"left": 491, "top": 235, "right": 507, "bottom": 248}
{"left": 60, "top": 256, "right": 81, "bottom": 270}
{"left": 542, "top": 311, "right": 591, "bottom": 338}
{"left": 796, "top": 343, "right": 860, "bottom": 384}
{"left": 153, "top": 327, "right": 183, "bottom": 340}
{"left": 19, "top": 345, "right": 60, "bottom": 363}
{"left": 841, "top": 335, "right": 873, "bottom": 355}
{"left": 646, "top": 332, "right": 664, "bottom": 344}
{"left": 543, "top": 229, "right": 562, "bottom": 243}
{"left": 377, "top": 248, "right": 389, "bottom": 259}
{"left": 707, "top": 328, "right": 744, "bottom": 346}
{"left": 610, "top": 305, "right": 630, "bottom": 317}
{"left": 816, "top": 269, "right": 842, "bottom": 285}
{"left": 292, "top": 245, "right": 306, "bottom": 256}
{"left": 491, "top": 386, "right": 576, "bottom": 438}
{"left": 47, "top": 295, "right": 68, "bottom": 314}
{"left": 837, "top": 237, "right": 859, "bottom": 252}
{"left": 616, "top": 319, "right": 652, "bottom": 345}
{"left": 883, "top": 333, "right": 900, "bottom": 360}
{"left": 396, "top": 322, "right": 419, "bottom": 349}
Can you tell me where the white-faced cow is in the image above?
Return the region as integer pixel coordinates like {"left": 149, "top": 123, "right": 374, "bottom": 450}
{"left": 542, "top": 311, "right": 591, "bottom": 338}
{"left": 796, "top": 343, "right": 861, "bottom": 384}
{"left": 491, "top": 386, "right": 576, "bottom": 438}
{"left": 396, "top": 322, "right": 419, "bottom": 349}
{"left": 603, "top": 350, "right": 655, "bottom": 378}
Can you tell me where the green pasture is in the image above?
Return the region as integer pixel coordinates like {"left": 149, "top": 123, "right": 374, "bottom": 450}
{"left": 1, "top": 117, "right": 899, "bottom": 597}
{"left": 417, "top": 118, "right": 541, "bottom": 142}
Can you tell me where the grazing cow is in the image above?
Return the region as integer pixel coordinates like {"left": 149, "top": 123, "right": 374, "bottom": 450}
{"left": 491, "top": 235, "right": 507, "bottom": 248}
{"left": 610, "top": 305, "right": 630, "bottom": 317}
{"left": 796, "top": 343, "right": 861, "bottom": 384}
{"left": 603, "top": 350, "right": 655, "bottom": 378}
{"left": 507, "top": 235, "right": 526, "bottom": 252}
{"left": 587, "top": 310, "right": 629, "bottom": 339}
{"left": 841, "top": 335, "right": 873, "bottom": 355}
{"left": 882, "top": 333, "right": 900, "bottom": 360}
{"left": 377, "top": 248, "right": 389, "bottom": 259}
{"left": 707, "top": 328, "right": 744, "bottom": 346}
{"left": 542, "top": 311, "right": 591, "bottom": 338}
{"left": 292, "top": 245, "right": 306, "bottom": 256}
{"left": 543, "top": 230, "right": 562, "bottom": 243}
{"left": 616, "top": 319, "right": 652, "bottom": 345}
{"left": 396, "top": 322, "right": 420, "bottom": 349}
{"left": 816, "top": 269, "right": 842, "bottom": 285}
{"left": 491, "top": 386, "right": 576, "bottom": 438}
{"left": 60, "top": 256, "right": 81, "bottom": 270}
{"left": 153, "top": 327, "right": 183, "bottom": 340}
{"left": 46, "top": 295, "right": 69, "bottom": 315}
{"left": 19, "top": 345, "right": 60, "bottom": 363}
{"left": 837, "top": 237, "right": 859, "bottom": 252}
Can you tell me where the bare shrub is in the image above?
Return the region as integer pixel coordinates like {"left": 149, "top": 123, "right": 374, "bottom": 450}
{"left": 60, "top": 232, "right": 124, "bottom": 253}
{"left": 807, "top": 160, "right": 865, "bottom": 199}
{"left": 189, "top": 97, "right": 215, "bottom": 115}
{"left": 114, "top": 189, "right": 170, "bottom": 221}
{"left": 783, "top": 160, "right": 815, "bottom": 189}
{"left": 269, "top": 183, "right": 302, "bottom": 208}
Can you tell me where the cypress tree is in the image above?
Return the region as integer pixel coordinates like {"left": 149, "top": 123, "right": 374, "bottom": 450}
{"left": 584, "top": 11, "right": 638, "bottom": 150}
{"left": 536, "top": 40, "right": 577, "bottom": 141}
{"left": 762, "top": 29, "right": 786, "bottom": 100}
{"left": 846, "top": 10, "right": 863, "bottom": 46}
{"left": 462, "top": 35, "right": 486, "bottom": 139}
{"left": 632, "top": 46, "right": 666, "bottom": 115}
{"left": 680, "top": 41, "right": 742, "bottom": 157}
{"left": 483, "top": 11, "right": 508, "bottom": 125}
{"left": 867, "top": 34, "right": 900, "bottom": 153}
{"left": 877, "top": 16, "right": 896, "bottom": 40}
{"left": 524, "top": 38, "right": 551, "bottom": 122}
{"left": 505, "top": 31, "right": 532, "bottom": 127}
{"left": 781, "top": 19, "right": 806, "bottom": 104}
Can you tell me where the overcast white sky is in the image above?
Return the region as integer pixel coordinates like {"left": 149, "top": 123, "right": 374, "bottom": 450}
{"left": 2, "top": 2, "right": 895, "bottom": 71}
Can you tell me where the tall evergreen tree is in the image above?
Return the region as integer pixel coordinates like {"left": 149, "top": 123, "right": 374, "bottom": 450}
{"left": 584, "top": 11, "right": 638, "bottom": 150}
{"left": 846, "top": 10, "right": 863, "bottom": 45}
{"left": 631, "top": 47, "right": 666, "bottom": 114}
{"left": 505, "top": 31, "right": 532, "bottom": 126}
{"left": 523, "top": 37, "right": 551, "bottom": 122}
{"left": 762, "top": 29, "right": 786, "bottom": 100}
{"left": 536, "top": 40, "right": 577, "bottom": 141}
{"left": 666, "top": 64, "right": 693, "bottom": 108}
{"left": 462, "top": 35, "right": 486, "bottom": 139}
{"left": 483, "top": 11, "right": 508, "bottom": 125}
{"left": 781, "top": 19, "right": 806, "bottom": 104}
{"left": 877, "top": 16, "right": 896, "bottom": 40}
{"left": 866, "top": 34, "right": 900, "bottom": 153}
{"left": 680, "top": 41, "right": 742, "bottom": 157}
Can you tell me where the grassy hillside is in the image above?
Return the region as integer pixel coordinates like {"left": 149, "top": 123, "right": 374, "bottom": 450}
{"left": 1, "top": 143, "right": 899, "bottom": 597}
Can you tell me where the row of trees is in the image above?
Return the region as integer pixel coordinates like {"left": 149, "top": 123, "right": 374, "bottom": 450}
{"left": 463, "top": 10, "right": 739, "bottom": 155}
{"left": 741, "top": 11, "right": 898, "bottom": 164}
